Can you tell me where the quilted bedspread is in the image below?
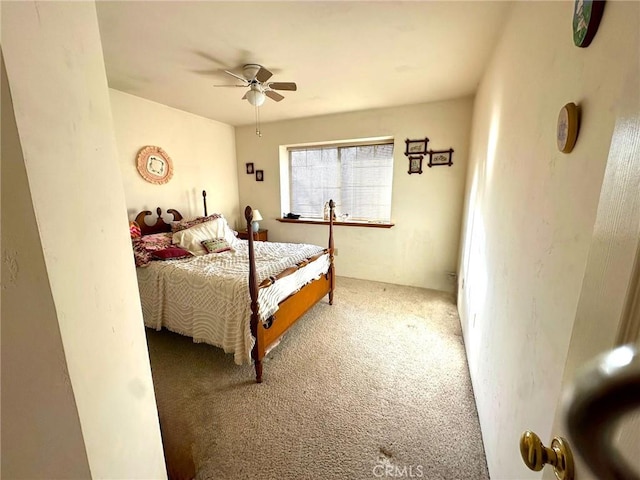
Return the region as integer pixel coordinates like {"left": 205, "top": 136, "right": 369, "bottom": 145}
{"left": 137, "top": 239, "right": 330, "bottom": 364}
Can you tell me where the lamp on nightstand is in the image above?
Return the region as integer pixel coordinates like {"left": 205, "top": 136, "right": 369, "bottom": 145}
{"left": 251, "top": 209, "right": 263, "bottom": 233}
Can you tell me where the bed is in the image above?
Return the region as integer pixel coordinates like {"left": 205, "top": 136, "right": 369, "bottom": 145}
{"left": 133, "top": 197, "right": 335, "bottom": 383}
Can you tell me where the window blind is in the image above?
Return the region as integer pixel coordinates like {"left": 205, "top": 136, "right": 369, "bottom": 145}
{"left": 289, "top": 142, "right": 394, "bottom": 222}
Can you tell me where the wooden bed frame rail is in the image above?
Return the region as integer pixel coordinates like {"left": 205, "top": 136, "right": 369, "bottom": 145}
{"left": 244, "top": 201, "right": 335, "bottom": 383}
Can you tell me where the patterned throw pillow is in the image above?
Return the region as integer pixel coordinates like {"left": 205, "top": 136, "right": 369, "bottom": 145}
{"left": 129, "top": 221, "right": 142, "bottom": 239}
{"left": 201, "top": 238, "right": 232, "bottom": 254}
{"left": 171, "top": 214, "right": 222, "bottom": 233}
{"left": 138, "top": 232, "right": 173, "bottom": 252}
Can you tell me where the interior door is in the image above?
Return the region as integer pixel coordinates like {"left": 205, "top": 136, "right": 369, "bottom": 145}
{"left": 526, "top": 69, "right": 640, "bottom": 480}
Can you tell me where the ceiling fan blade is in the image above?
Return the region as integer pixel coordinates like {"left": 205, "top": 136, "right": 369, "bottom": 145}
{"left": 224, "top": 70, "right": 249, "bottom": 83}
{"left": 268, "top": 82, "right": 297, "bottom": 91}
{"left": 213, "top": 84, "right": 247, "bottom": 87}
{"left": 265, "top": 90, "right": 284, "bottom": 102}
{"left": 256, "top": 66, "right": 273, "bottom": 83}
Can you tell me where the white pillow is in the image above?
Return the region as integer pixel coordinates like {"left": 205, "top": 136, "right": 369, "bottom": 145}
{"left": 172, "top": 218, "right": 232, "bottom": 255}
{"left": 217, "top": 215, "right": 241, "bottom": 246}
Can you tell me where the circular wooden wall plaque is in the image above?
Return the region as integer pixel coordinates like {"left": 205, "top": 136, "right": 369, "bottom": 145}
{"left": 557, "top": 103, "right": 579, "bottom": 153}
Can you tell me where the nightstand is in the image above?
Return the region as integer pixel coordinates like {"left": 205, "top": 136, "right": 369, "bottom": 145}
{"left": 237, "top": 229, "right": 268, "bottom": 241}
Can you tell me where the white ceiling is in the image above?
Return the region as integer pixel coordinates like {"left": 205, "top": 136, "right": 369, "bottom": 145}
{"left": 96, "top": 1, "right": 511, "bottom": 127}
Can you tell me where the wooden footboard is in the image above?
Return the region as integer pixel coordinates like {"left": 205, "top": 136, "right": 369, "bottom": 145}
{"left": 256, "top": 273, "right": 332, "bottom": 359}
{"left": 245, "top": 201, "right": 335, "bottom": 383}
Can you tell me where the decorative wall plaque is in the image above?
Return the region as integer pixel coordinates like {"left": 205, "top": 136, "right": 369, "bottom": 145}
{"left": 136, "top": 145, "right": 174, "bottom": 184}
{"left": 557, "top": 103, "right": 579, "bottom": 153}
{"left": 573, "top": 0, "right": 605, "bottom": 48}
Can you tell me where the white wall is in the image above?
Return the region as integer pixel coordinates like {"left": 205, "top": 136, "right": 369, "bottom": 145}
{"left": 236, "top": 98, "right": 473, "bottom": 293}
{"left": 458, "top": 2, "right": 639, "bottom": 478}
{"left": 2, "top": 2, "right": 166, "bottom": 478}
{"left": 110, "top": 89, "right": 239, "bottom": 222}
{"left": 1, "top": 54, "right": 92, "bottom": 480}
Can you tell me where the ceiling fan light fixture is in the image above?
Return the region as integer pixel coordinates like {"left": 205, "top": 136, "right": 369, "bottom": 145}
{"left": 246, "top": 89, "right": 266, "bottom": 107}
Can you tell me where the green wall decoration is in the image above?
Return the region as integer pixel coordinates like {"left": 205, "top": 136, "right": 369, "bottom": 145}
{"left": 573, "top": 0, "right": 606, "bottom": 48}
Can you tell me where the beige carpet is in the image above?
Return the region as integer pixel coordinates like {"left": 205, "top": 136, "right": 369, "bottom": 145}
{"left": 146, "top": 276, "right": 489, "bottom": 480}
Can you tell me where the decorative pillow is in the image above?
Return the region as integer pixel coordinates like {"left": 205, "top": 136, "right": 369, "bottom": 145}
{"left": 129, "top": 220, "right": 142, "bottom": 239}
{"left": 201, "top": 238, "right": 232, "bottom": 254}
{"left": 138, "top": 232, "right": 173, "bottom": 252}
{"left": 132, "top": 239, "right": 152, "bottom": 268}
{"left": 172, "top": 218, "right": 237, "bottom": 255}
{"left": 151, "top": 247, "right": 192, "bottom": 260}
{"left": 171, "top": 214, "right": 222, "bottom": 233}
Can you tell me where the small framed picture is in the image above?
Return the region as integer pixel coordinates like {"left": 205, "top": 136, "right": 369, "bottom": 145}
{"left": 428, "top": 149, "right": 454, "bottom": 167}
{"left": 255, "top": 170, "right": 264, "bottom": 182}
{"left": 246, "top": 162, "right": 254, "bottom": 174}
{"left": 405, "top": 137, "right": 429, "bottom": 156}
{"left": 407, "top": 155, "right": 423, "bottom": 175}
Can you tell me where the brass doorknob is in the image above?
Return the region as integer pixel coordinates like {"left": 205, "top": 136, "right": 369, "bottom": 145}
{"left": 520, "top": 431, "right": 574, "bottom": 480}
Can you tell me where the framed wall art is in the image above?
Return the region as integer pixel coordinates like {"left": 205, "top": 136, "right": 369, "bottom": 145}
{"left": 407, "top": 155, "right": 424, "bottom": 174}
{"left": 136, "top": 145, "right": 174, "bottom": 184}
{"left": 255, "top": 170, "right": 264, "bottom": 182}
{"left": 405, "top": 137, "right": 429, "bottom": 156}
{"left": 246, "top": 162, "right": 255, "bottom": 174}
{"left": 428, "top": 149, "right": 454, "bottom": 167}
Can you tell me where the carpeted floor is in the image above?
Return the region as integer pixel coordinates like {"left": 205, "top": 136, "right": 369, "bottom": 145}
{"left": 146, "top": 276, "right": 489, "bottom": 480}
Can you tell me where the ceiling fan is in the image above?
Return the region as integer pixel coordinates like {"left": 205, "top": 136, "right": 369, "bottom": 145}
{"left": 215, "top": 64, "right": 297, "bottom": 106}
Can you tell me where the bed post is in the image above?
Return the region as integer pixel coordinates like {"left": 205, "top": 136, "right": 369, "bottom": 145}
{"left": 245, "top": 206, "right": 264, "bottom": 383}
{"left": 328, "top": 199, "right": 335, "bottom": 305}
{"left": 202, "top": 190, "right": 208, "bottom": 216}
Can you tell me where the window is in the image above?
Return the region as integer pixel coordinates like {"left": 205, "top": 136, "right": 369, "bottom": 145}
{"left": 288, "top": 141, "right": 394, "bottom": 222}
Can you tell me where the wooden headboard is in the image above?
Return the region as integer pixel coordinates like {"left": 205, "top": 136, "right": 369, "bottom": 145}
{"left": 134, "top": 207, "right": 183, "bottom": 236}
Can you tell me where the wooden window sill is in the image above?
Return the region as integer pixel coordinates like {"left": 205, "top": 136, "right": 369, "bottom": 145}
{"left": 276, "top": 218, "right": 394, "bottom": 229}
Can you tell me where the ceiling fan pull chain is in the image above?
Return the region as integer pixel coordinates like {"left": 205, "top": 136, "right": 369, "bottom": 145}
{"left": 255, "top": 104, "right": 262, "bottom": 137}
